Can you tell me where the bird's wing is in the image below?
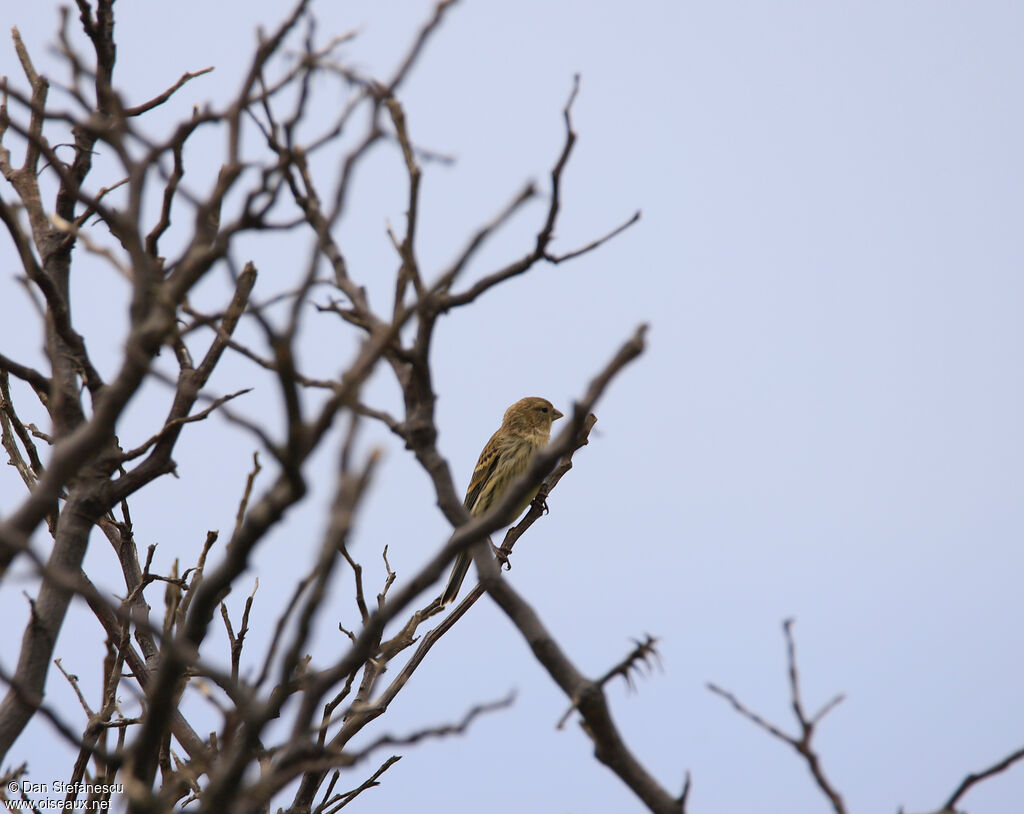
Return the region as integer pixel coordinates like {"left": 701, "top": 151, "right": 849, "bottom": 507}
{"left": 463, "top": 430, "right": 504, "bottom": 515}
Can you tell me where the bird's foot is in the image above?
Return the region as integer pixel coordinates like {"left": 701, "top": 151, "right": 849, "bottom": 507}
{"left": 491, "top": 541, "right": 511, "bottom": 571}
{"left": 532, "top": 487, "right": 551, "bottom": 515}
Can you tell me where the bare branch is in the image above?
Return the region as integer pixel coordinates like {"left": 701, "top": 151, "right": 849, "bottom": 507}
{"left": 557, "top": 635, "right": 662, "bottom": 729}
{"left": 708, "top": 619, "right": 847, "bottom": 814}
{"left": 123, "top": 67, "right": 214, "bottom": 117}
{"left": 440, "top": 77, "right": 638, "bottom": 311}
{"left": 544, "top": 209, "right": 641, "bottom": 263}
{"left": 316, "top": 755, "right": 401, "bottom": 814}
{"left": 118, "top": 387, "right": 252, "bottom": 462}
{"left": 943, "top": 743, "right": 1024, "bottom": 812}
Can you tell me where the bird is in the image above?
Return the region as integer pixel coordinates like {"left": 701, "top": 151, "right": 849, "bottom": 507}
{"left": 439, "top": 396, "right": 564, "bottom": 605}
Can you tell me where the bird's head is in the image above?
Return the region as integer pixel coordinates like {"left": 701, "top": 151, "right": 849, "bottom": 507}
{"left": 502, "top": 396, "right": 564, "bottom": 439}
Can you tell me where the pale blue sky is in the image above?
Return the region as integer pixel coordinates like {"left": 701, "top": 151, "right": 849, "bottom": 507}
{"left": 2, "top": 2, "right": 1023, "bottom": 812}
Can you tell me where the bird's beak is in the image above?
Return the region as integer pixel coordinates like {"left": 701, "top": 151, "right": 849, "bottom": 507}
{"left": 553, "top": 408, "right": 564, "bottom": 420}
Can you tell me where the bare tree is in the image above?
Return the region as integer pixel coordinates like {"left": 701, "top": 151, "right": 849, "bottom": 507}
{"left": 0, "top": 3, "right": 1019, "bottom": 814}
{"left": 0, "top": 2, "right": 675, "bottom": 812}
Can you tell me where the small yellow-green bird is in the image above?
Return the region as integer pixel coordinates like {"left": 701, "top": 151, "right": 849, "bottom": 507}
{"left": 440, "top": 396, "right": 564, "bottom": 605}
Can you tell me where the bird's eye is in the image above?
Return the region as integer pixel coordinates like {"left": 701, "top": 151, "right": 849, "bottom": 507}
{"left": 539, "top": 406, "right": 548, "bottom": 413}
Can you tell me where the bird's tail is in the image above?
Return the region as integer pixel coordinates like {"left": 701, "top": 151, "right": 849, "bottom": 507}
{"left": 440, "top": 550, "right": 472, "bottom": 605}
